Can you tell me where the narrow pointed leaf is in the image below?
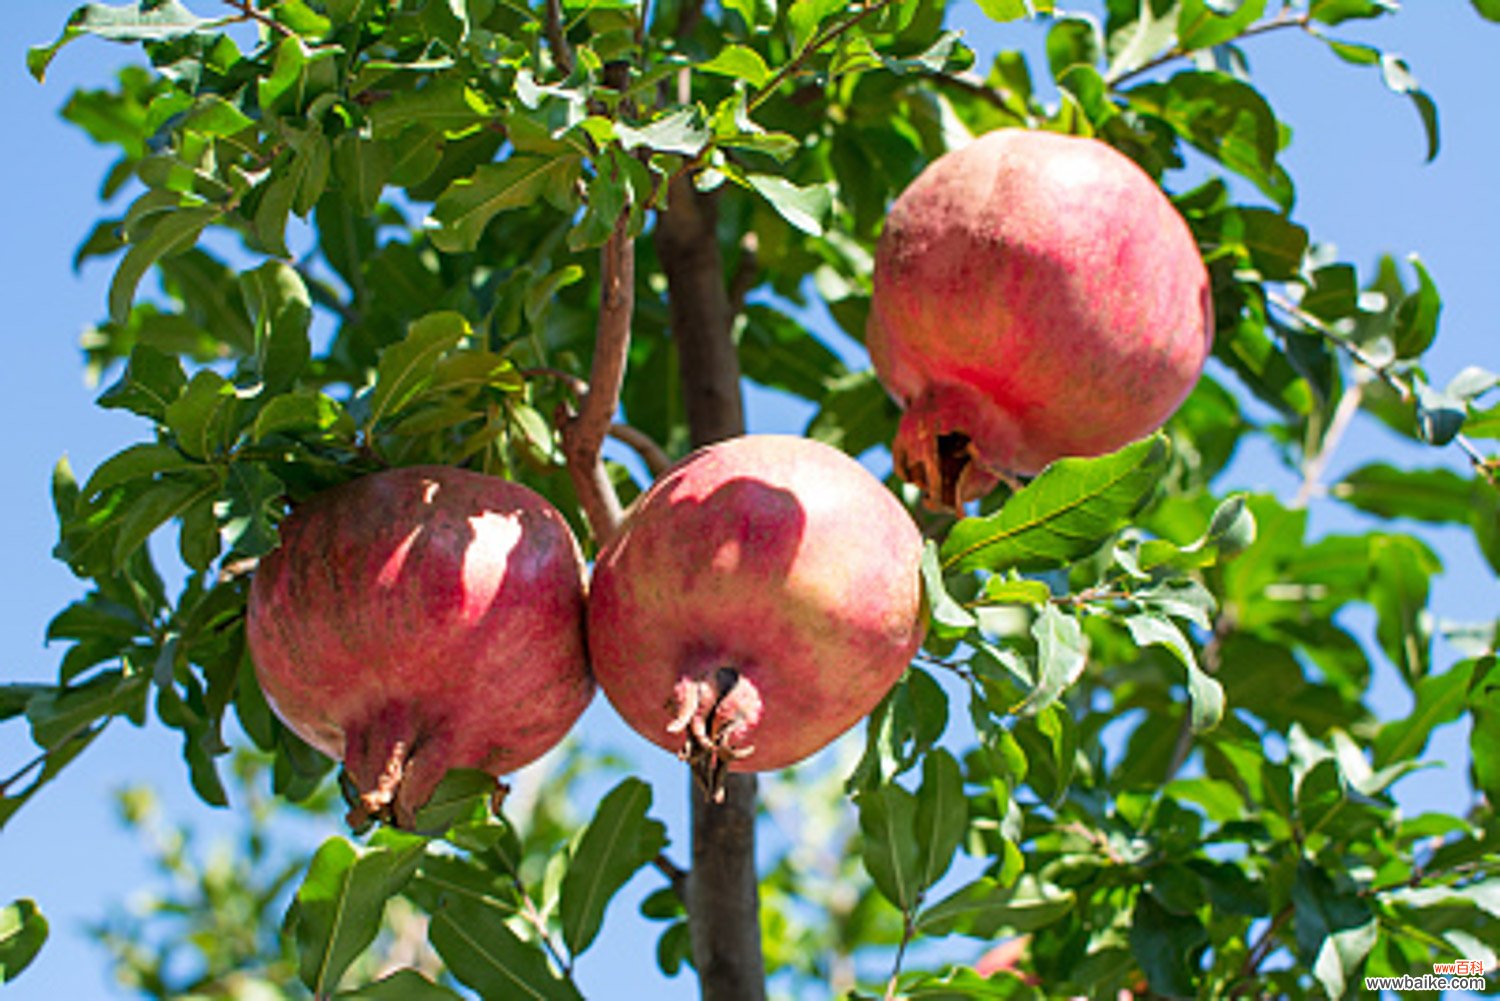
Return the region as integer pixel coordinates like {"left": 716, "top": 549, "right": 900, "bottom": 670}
{"left": 293, "top": 833, "right": 427, "bottom": 995}
{"left": 429, "top": 894, "right": 583, "bottom": 1001}
{"left": 942, "top": 435, "right": 1169, "bottom": 573}
{"left": 559, "top": 778, "right": 667, "bottom": 957}
{"left": 859, "top": 783, "right": 921, "bottom": 912}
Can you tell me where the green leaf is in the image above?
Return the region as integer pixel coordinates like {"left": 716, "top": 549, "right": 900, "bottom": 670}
{"left": 1127, "top": 71, "right": 1291, "bottom": 209}
{"left": 29, "top": 1, "right": 208, "bottom": 82}
{"left": 253, "top": 391, "right": 355, "bottom": 442}
{"left": 368, "top": 78, "right": 495, "bottom": 140}
{"left": 846, "top": 668, "right": 948, "bottom": 791}
{"left": 1013, "top": 604, "right": 1087, "bottom": 718}
{"left": 1369, "top": 533, "right": 1439, "bottom": 683}
{"left": 1413, "top": 379, "right": 1466, "bottom": 447}
{"left": 241, "top": 260, "right": 313, "bottom": 393}
{"left": 914, "top": 749, "right": 967, "bottom": 891}
{"left": 1292, "top": 862, "right": 1378, "bottom": 999}
{"left": 617, "top": 107, "right": 714, "bottom": 156}
{"left": 917, "top": 875, "right": 1074, "bottom": 937}
{"left": 975, "top": 0, "right": 1030, "bottom": 20}
{"left": 698, "top": 45, "right": 772, "bottom": 88}
{"left": 722, "top": 0, "right": 759, "bottom": 30}
{"left": 221, "top": 463, "right": 284, "bottom": 559}
{"left": 165, "top": 370, "right": 242, "bottom": 460}
{"left": 859, "top": 783, "right": 921, "bottom": 912}
{"left": 1469, "top": 657, "right": 1500, "bottom": 802}
{"left": 787, "top": 0, "right": 845, "bottom": 49}
{"left": 0, "top": 899, "right": 47, "bottom": 983}
{"left": 1125, "top": 613, "right": 1224, "bottom": 732}
{"left": 1046, "top": 16, "right": 1101, "bottom": 78}
{"left": 745, "top": 175, "right": 832, "bottom": 236}
{"left": 1177, "top": 0, "right": 1267, "bottom": 50}
{"left": 293, "top": 833, "right": 427, "bottom": 996}
{"left": 26, "top": 669, "right": 146, "bottom": 749}
{"left": 1374, "top": 660, "right": 1482, "bottom": 774}
{"left": 1130, "top": 892, "right": 1207, "bottom": 997}
{"left": 1311, "top": 0, "right": 1399, "bottom": 24}
{"left": 81, "top": 443, "right": 195, "bottom": 498}
{"left": 406, "top": 769, "right": 498, "bottom": 836}
{"left": 1474, "top": 0, "right": 1500, "bottom": 21}
{"left": 1393, "top": 255, "right": 1441, "bottom": 360}
{"left": 366, "top": 312, "right": 470, "bottom": 428}
{"left": 980, "top": 576, "right": 1052, "bottom": 605}
{"left": 559, "top": 778, "right": 668, "bottom": 957}
{"left": 110, "top": 472, "right": 220, "bottom": 570}
{"left": 429, "top": 894, "right": 583, "bottom": 1001}
{"left": 109, "top": 205, "right": 220, "bottom": 324}
{"left": 920, "top": 541, "right": 977, "bottom": 634}
{"left": 338, "top": 969, "right": 465, "bottom": 1000}
{"left": 1333, "top": 464, "right": 1472, "bottom": 524}
{"left": 735, "top": 304, "right": 846, "bottom": 402}
{"left": 805, "top": 370, "right": 900, "bottom": 458}
{"left": 430, "top": 155, "right": 583, "bottom": 253}
{"left": 942, "top": 435, "right": 1169, "bottom": 573}
{"left": 1380, "top": 54, "right": 1440, "bottom": 161}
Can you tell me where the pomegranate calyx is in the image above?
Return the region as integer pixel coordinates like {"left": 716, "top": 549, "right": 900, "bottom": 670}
{"left": 667, "top": 668, "right": 763, "bottom": 803}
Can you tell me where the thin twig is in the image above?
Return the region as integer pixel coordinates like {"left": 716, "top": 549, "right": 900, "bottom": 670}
{"left": 653, "top": 853, "right": 690, "bottom": 904}
{"left": 0, "top": 723, "right": 100, "bottom": 796}
{"left": 1231, "top": 904, "right": 1294, "bottom": 996}
{"left": 560, "top": 213, "right": 633, "bottom": 544}
{"left": 1268, "top": 291, "right": 1494, "bottom": 477}
{"left": 1293, "top": 378, "right": 1366, "bottom": 509}
{"left": 223, "top": 0, "right": 295, "bottom": 38}
{"left": 545, "top": 0, "right": 575, "bottom": 76}
{"left": 609, "top": 423, "right": 672, "bottom": 478}
{"left": 506, "top": 873, "right": 575, "bottom": 978}
{"left": 883, "top": 912, "right": 917, "bottom": 1001}
{"left": 521, "top": 366, "right": 589, "bottom": 400}
{"left": 1107, "top": 10, "right": 1313, "bottom": 89}
{"left": 747, "top": 0, "right": 900, "bottom": 113}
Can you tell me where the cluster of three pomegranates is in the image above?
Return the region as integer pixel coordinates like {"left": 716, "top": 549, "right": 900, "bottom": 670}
{"left": 245, "top": 131, "right": 1213, "bottom": 826}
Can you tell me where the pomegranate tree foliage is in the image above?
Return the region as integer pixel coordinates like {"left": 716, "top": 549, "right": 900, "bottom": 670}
{"left": 4, "top": 0, "right": 1499, "bottom": 997}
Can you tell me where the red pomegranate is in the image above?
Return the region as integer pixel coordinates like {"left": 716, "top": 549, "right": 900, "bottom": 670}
{"left": 586, "top": 435, "right": 925, "bottom": 797}
{"left": 868, "top": 129, "right": 1213, "bottom": 509}
{"left": 247, "top": 466, "right": 592, "bottom": 828}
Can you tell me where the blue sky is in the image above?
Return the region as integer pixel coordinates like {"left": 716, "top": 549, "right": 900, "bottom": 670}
{"left": 1, "top": 3, "right": 1495, "bottom": 998}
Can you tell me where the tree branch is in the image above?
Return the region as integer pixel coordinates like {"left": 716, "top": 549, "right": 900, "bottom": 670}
{"left": 1293, "top": 377, "right": 1365, "bottom": 509}
{"left": 747, "top": 0, "right": 900, "bottom": 113}
{"left": 657, "top": 177, "right": 744, "bottom": 446}
{"left": 560, "top": 214, "right": 633, "bottom": 545}
{"left": 1267, "top": 291, "right": 1495, "bottom": 478}
{"left": 545, "top": 0, "right": 575, "bottom": 77}
{"left": 609, "top": 423, "right": 672, "bottom": 478}
{"left": 657, "top": 169, "right": 765, "bottom": 1001}
{"left": 1106, "top": 10, "right": 1313, "bottom": 89}
{"left": 1230, "top": 904, "right": 1294, "bottom": 996}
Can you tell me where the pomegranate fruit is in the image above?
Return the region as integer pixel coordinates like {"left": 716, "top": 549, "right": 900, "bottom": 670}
{"left": 247, "top": 466, "right": 592, "bottom": 828}
{"left": 868, "top": 129, "right": 1213, "bottom": 509}
{"left": 586, "top": 435, "right": 925, "bottom": 796}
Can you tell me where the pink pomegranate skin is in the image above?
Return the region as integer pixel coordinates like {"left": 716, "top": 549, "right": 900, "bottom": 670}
{"left": 247, "top": 466, "right": 591, "bottom": 827}
{"left": 868, "top": 129, "right": 1213, "bottom": 508}
{"left": 587, "top": 436, "right": 925, "bottom": 787}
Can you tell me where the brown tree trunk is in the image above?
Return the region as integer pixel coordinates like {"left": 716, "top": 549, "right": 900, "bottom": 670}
{"left": 655, "top": 173, "right": 765, "bottom": 1001}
